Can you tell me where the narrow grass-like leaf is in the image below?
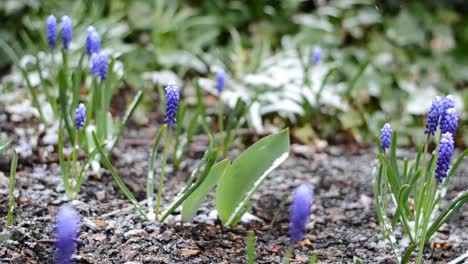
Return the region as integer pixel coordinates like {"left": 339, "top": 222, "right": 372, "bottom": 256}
{"left": 246, "top": 230, "right": 256, "bottom": 264}
{"left": 426, "top": 190, "right": 468, "bottom": 240}
{"left": 7, "top": 150, "right": 17, "bottom": 227}
{"left": 182, "top": 159, "right": 230, "bottom": 222}
{"left": 92, "top": 131, "right": 148, "bottom": 220}
{"left": 216, "top": 129, "right": 290, "bottom": 226}
{"left": 345, "top": 60, "right": 369, "bottom": 97}
{"left": 109, "top": 90, "right": 144, "bottom": 151}
{"left": 74, "top": 147, "right": 99, "bottom": 195}
{"left": 159, "top": 150, "right": 218, "bottom": 223}
{"left": 0, "top": 139, "right": 11, "bottom": 155}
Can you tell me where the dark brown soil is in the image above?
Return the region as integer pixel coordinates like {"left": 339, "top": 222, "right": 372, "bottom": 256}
{"left": 0, "top": 127, "right": 467, "bottom": 264}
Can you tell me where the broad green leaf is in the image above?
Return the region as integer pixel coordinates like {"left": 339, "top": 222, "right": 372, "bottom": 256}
{"left": 0, "top": 139, "right": 11, "bottom": 155}
{"left": 182, "top": 159, "right": 230, "bottom": 222}
{"left": 216, "top": 129, "right": 290, "bottom": 226}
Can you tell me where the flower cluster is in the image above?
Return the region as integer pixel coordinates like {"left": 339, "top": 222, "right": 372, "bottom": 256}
{"left": 85, "top": 26, "right": 101, "bottom": 56}
{"left": 424, "top": 96, "right": 442, "bottom": 135}
{"left": 90, "top": 52, "right": 109, "bottom": 80}
{"left": 290, "top": 183, "right": 313, "bottom": 243}
{"left": 47, "top": 15, "right": 57, "bottom": 51}
{"left": 164, "top": 82, "right": 180, "bottom": 127}
{"left": 435, "top": 132, "right": 455, "bottom": 182}
{"left": 311, "top": 47, "right": 322, "bottom": 66}
{"left": 55, "top": 205, "right": 80, "bottom": 264}
{"left": 380, "top": 123, "right": 392, "bottom": 152}
{"left": 216, "top": 69, "right": 226, "bottom": 94}
{"left": 75, "top": 103, "right": 86, "bottom": 129}
{"left": 61, "top": 16, "right": 73, "bottom": 50}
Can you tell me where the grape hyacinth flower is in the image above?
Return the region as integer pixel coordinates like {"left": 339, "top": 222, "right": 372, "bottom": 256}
{"left": 55, "top": 205, "right": 80, "bottom": 264}
{"left": 440, "top": 95, "right": 455, "bottom": 124}
{"left": 85, "top": 26, "right": 101, "bottom": 56}
{"left": 290, "top": 183, "right": 313, "bottom": 243}
{"left": 424, "top": 96, "right": 442, "bottom": 136}
{"left": 46, "top": 15, "right": 57, "bottom": 51}
{"left": 163, "top": 82, "right": 180, "bottom": 127}
{"left": 216, "top": 69, "right": 226, "bottom": 94}
{"left": 311, "top": 47, "right": 322, "bottom": 66}
{"left": 380, "top": 123, "right": 392, "bottom": 152}
{"left": 75, "top": 103, "right": 86, "bottom": 129}
{"left": 90, "top": 52, "right": 108, "bottom": 80}
{"left": 61, "top": 16, "right": 72, "bottom": 50}
{"left": 440, "top": 108, "right": 458, "bottom": 135}
{"left": 435, "top": 132, "right": 455, "bottom": 182}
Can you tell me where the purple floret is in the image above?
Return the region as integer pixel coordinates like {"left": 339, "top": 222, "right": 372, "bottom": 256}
{"left": 290, "top": 183, "right": 313, "bottom": 243}
{"left": 47, "top": 15, "right": 57, "bottom": 51}
{"left": 163, "top": 82, "right": 180, "bottom": 127}
{"left": 55, "top": 205, "right": 80, "bottom": 264}
{"left": 435, "top": 132, "right": 455, "bottom": 182}
{"left": 380, "top": 123, "right": 392, "bottom": 152}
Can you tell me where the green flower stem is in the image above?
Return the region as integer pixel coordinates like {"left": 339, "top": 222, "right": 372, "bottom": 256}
{"left": 100, "top": 79, "right": 107, "bottom": 142}
{"left": 21, "top": 68, "right": 48, "bottom": 127}
{"left": 7, "top": 150, "right": 17, "bottom": 227}
{"left": 414, "top": 135, "right": 430, "bottom": 239}
{"left": 218, "top": 100, "right": 225, "bottom": 156}
{"left": 147, "top": 124, "right": 167, "bottom": 221}
{"left": 35, "top": 54, "right": 56, "bottom": 115}
{"left": 155, "top": 127, "right": 173, "bottom": 219}
{"left": 70, "top": 128, "right": 79, "bottom": 200}
{"left": 416, "top": 175, "right": 437, "bottom": 264}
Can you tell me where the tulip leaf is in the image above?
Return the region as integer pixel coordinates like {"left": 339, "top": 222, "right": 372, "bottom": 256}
{"left": 216, "top": 129, "right": 290, "bottom": 226}
{"left": 181, "top": 159, "right": 230, "bottom": 222}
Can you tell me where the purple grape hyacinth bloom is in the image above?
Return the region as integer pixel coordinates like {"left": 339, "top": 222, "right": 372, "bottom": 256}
{"left": 311, "top": 47, "right": 322, "bottom": 66}
{"left": 440, "top": 95, "right": 455, "bottom": 124}
{"left": 440, "top": 108, "right": 458, "bottom": 135}
{"left": 47, "top": 15, "right": 57, "bottom": 51}
{"left": 75, "top": 103, "right": 86, "bottom": 129}
{"left": 216, "top": 69, "right": 225, "bottom": 94}
{"left": 290, "top": 183, "right": 313, "bottom": 243}
{"left": 164, "top": 82, "right": 180, "bottom": 127}
{"left": 424, "top": 96, "right": 442, "bottom": 136}
{"left": 435, "top": 132, "right": 455, "bottom": 182}
{"left": 90, "top": 52, "right": 108, "bottom": 80}
{"left": 85, "top": 26, "right": 101, "bottom": 56}
{"left": 55, "top": 205, "right": 80, "bottom": 264}
{"left": 380, "top": 123, "right": 392, "bottom": 152}
{"left": 61, "top": 16, "right": 72, "bottom": 50}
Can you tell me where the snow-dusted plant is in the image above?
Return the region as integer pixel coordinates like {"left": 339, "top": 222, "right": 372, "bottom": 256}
{"left": 374, "top": 95, "right": 467, "bottom": 264}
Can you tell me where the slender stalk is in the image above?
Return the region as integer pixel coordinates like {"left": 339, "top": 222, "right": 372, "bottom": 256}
{"left": 284, "top": 245, "right": 293, "bottom": 264}
{"left": 218, "top": 100, "right": 225, "bottom": 156}
{"left": 416, "top": 176, "right": 436, "bottom": 264}
{"left": 7, "top": 150, "right": 18, "bottom": 227}
{"left": 100, "top": 80, "right": 107, "bottom": 142}
{"left": 70, "top": 128, "right": 79, "bottom": 200}
{"left": 147, "top": 125, "right": 167, "bottom": 221}
{"left": 414, "top": 135, "right": 430, "bottom": 239}
{"left": 155, "top": 127, "right": 172, "bottom": 218}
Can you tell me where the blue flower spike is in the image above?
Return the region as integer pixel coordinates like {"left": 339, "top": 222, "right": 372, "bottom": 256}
{"left": 85, "top": 26, "right": 101, "bottom": 56}
{"left": 380, "top": 123, "right": 392, "bottom": 152}
{"left": 90, "top": 52, "right": 108, "bottom": 80}
{"left": 435, "top": 132, "right": 455, "bottom": 183}
{"left": 216, "top": 69, "right": 226, "bottom": 94}
{"left": 55, "top": 205, "right": 80, "bottom": 264}
{"left": 440, "top": 108, "right": 458, "bottom": 135}
{"left": 290, "top": 183, "right": 314, "bottom": 243}
{"left": 47, "top": 15, "right": 57, "bottom": 51}
{"left": 311, "top": 47, "right": 322, "bottom": 66}
{"left": 61, "top": 16, "right": 72, "bottom": 50}
{"left": 163, "top": 82, "right": 180, "bottom": 127}
{"left": 424, "top": 96, "right": 442, "bottom": 136}
{"left": 75, "top": 103, "right": 86, "bottom": 129}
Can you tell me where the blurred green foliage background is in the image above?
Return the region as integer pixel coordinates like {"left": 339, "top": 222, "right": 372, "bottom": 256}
{"left": 1, "top": 0, "right": 467, "bottom": 146}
